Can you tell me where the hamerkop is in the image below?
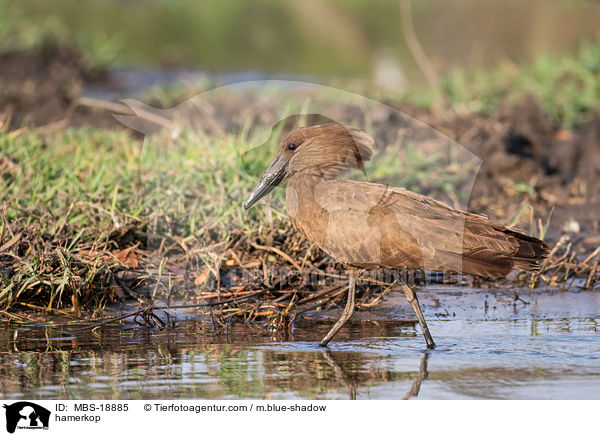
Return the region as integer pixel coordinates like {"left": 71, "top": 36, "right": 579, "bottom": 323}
{"left": 244, "top": 123, "right": 548, "bottom": 349}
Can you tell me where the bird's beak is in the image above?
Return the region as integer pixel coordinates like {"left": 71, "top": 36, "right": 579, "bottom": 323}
{"left": 243, "top": 155, "right": 289, "bottom": 210}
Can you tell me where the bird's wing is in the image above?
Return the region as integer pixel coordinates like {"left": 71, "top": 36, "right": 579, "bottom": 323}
{"left": 312, "top": 179, "right": 530, "bottom": 275}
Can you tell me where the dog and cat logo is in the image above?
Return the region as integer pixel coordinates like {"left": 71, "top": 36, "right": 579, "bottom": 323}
{"left": 2, "top": 402, "right": 50, "bottom": 433}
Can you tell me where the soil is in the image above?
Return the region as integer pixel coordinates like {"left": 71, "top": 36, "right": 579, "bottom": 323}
{"left": 0, "top": 44, "right": 120, "bottom": 130}
{"left": 442, "top": 99, "right": 600, "bottom": 249}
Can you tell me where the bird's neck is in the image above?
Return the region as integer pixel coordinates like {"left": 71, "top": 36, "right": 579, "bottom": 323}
{"left": 289, "top": 170, "right": 324, "bottom": 185}
{"left": 284, "top": 172, "right": 335, "bottom": 250}
{"left": 285, "top": 172, "right": 328, "bottom": 231}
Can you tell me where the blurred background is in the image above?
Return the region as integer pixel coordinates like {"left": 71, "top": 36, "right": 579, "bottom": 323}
{"left": 2, "top": 0, "right": 599, "bottom": 86}
{"left": 2, "top": 0, "right": 600, "bottom": 130}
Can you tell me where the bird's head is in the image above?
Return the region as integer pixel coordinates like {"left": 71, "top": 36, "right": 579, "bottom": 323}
{"left": 244, "top": 122, "right": 373, "bottom": 210}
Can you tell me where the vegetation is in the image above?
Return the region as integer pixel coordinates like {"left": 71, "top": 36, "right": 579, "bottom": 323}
{"left": 0, "top": 117, "right": 462, "bottom": 311}
{"left": 435, "top": 42, "right": 600, "bottom": 127}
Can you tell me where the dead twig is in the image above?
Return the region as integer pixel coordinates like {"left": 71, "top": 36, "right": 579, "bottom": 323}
{"left": 251, "top": 242, "right": 303, "bottom": 272}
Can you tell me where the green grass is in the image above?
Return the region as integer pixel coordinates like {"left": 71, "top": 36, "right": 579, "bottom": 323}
{"left": 0, "top": 124, "right": 285, "bottom": 237}
{"left": 1, "top": 111, "right": 481, "bottom": 312}
{"left": 427, "top": 41, "right": 600, "bottom": 127}
{"left": 1, "top": 128, "right": 141, "bottom": 229}
{"left": 0, "top": 123, "right": 289, "bottom": 310}
{"left": 0, "top": 128, "right": 140, "bottom": 310}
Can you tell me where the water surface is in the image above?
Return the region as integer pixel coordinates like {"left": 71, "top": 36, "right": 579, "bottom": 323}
{"left": 1, "top": 287, "right": 598, "bottom": 400}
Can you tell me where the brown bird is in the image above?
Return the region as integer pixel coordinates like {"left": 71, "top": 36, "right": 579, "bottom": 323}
{"left": 244, "top": 123, "right": 548, "bottom": 348}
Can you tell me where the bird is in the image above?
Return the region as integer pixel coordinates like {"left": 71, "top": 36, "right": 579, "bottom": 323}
{"left": 244, "top": 122, "right": 548, "bottom": 348}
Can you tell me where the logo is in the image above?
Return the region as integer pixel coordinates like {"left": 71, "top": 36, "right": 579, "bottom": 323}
{"left": 3, "top": 402, "right": 50, "bottom": 433}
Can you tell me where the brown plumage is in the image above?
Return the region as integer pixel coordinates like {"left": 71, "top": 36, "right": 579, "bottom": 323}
{"left": 244, "top": 122, "right": 548, "bottom": 348}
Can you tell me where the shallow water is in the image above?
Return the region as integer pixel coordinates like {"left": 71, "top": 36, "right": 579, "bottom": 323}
{"left": 1, "top": 287, "right": 598, "bottom": 400}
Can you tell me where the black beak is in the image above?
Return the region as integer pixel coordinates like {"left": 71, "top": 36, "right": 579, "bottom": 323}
{"left": 243, "top": 155, "right": 288, "bottom": 210}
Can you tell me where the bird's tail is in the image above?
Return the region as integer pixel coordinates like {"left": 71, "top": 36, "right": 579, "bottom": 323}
{"left": 503, "top": 229, "right": 549, "bottom": 272}
{"left": 458, "top": 228, "right": 548, "bottom": 277}
{"left": 442, "top": 222, "right": 549, "bottom": 278}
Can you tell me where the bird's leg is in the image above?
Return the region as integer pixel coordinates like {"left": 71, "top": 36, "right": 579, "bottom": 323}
{"left": 319, "top": 270, "right": 358, "bottom": 347}
{"left": 401, "top": 282, "right": 436, "bottom": 349}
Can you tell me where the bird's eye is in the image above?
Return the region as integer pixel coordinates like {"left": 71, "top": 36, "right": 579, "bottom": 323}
{"left": 287, "top": 143, "right": 297, "bottom": 151}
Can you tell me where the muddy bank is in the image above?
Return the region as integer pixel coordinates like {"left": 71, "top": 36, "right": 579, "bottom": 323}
{"left": 1, "top": 45, "right": 599, "bottom": 320}
{"left": 0, "top": 44, "right": 118, "bottom": 130}
{"left": 446, "top": 99, "right": 600, "bottom": 244}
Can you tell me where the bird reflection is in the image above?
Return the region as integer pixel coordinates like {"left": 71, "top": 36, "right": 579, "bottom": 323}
{"left": 403, "top": 352, "right": 430, "bottom": 400}
{"left": 321, "top": 349, "right": 430, "bottom": 400}
{"left": 321, "top": 349, "right": 357, "bottom": 400}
